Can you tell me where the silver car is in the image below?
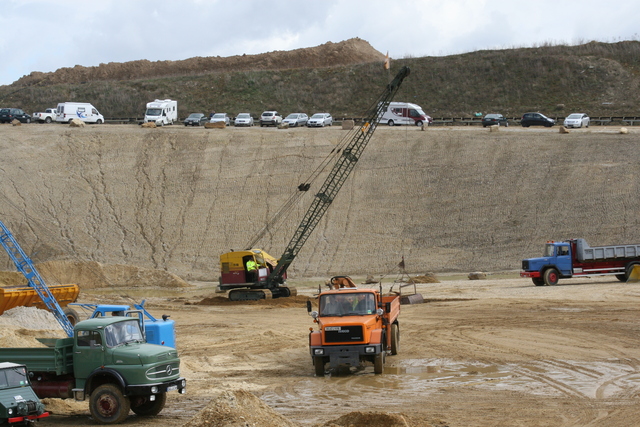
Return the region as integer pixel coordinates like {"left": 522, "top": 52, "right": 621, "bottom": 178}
{"left": 563, "top": 113, "right": 590, "bottom": 128}
{"left": 234, "top": 113, "right": 254, "bottom": 127}
{"left": 307, "top": 113, "right": 333, "bottom": 127}
{"left": 210, "top": 113, "right": 230, "bottom": 126}
{"left": 283, "top": 113, "right": 308, "bottom": 127}
{"left": 260, "top": 111, "right": 282, "bottom": 127}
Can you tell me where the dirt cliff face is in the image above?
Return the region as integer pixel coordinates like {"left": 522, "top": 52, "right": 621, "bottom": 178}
{"left": 1, "top": 125, "right": 639, "bottom": 282}
{"left": 14, "top": 38, "right": 385, "bottom": 86}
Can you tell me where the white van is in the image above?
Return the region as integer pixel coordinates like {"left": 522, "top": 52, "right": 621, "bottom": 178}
{"left": 56, "top": 102, "right": 104, "bottom": 124}
{"left": 378, "top": 102, "right": 431, "bottom": 126}
{"left": 144, "top": 99, "right": 177, "bottom": 126}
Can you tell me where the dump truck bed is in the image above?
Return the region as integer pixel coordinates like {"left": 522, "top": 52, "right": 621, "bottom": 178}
{"left": 0, "top": 338, "right": 74, "bottom": 376}
{"left": 574, "top": 238, "right": 640, "bottom": 262}
{"left": 0, "top": 283, "right": 79, "bottom": 315}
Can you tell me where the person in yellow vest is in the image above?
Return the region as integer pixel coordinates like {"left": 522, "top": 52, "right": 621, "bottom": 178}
{"left": 246, "top": 259, "right": 258, "bottom": 281}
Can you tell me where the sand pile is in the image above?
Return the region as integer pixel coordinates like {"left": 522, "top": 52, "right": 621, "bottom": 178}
{"left": 182, "top": 389, "right": 300, "bottom": 427}
{"left": 0, "top": 306, "right": 65, "bottom": 347}
{"left": 196, "top": 295, "right": 310, "bottom": 308}
{"left": 33, "top": 260, "right": 191, "bottom": 289}
{"left": 319, "top": 411, "right": 414, "bottom": 427}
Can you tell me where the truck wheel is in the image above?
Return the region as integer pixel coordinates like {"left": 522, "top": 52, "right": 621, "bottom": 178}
{"left": 45, "top": 117, "right": 52, "bottom": 123}
{"left": 96, "top": 119, "right": 103, "bottom": 124}
{"left": 543, "top": 268, "right": 559, "bottom": 286}
{"left": 387, "top": 120, "right": 395, "bottom": 126}
{"left": 390, "top": 323, "right": 399, "bottom": 355}
{"left": 532, "top": 277, "right": 545, "bottom": 286}
{"left": 90, "top": 384, "right": 131, "bottom": 424}
{"left": 374, "top": 352, "right": 385, "bottom": 374}
{"left": 622, "top": 262, "right": 640, "bottom": 282}
{"left": 314, "top": 356, "right": 325, "bottom": 376}
{"left": 130, "top": 393, "right": 166, "bottom": 416}
{"left": 415, "top": 120, "right": 423, "bottom": 127}
{"left": 63, "top": 307, "right": 80, "bottom": 326}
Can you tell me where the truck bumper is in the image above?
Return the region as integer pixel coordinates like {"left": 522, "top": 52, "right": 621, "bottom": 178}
{"left": 125, "top": 377, "right": 186, "bottom": 396}
{"left": 310, "top": 344, "right": 383, "bottom": 368}
{"left": 520, "top": 271, "right": 540, "bottom": 278}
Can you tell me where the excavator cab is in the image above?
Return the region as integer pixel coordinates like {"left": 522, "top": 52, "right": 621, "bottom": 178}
{"left": 219, "top": 249, "right": 280, "bottom": 286}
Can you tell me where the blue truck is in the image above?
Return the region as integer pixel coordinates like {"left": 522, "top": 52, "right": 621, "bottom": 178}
{"left": 521, "top": 238, "right": 640, "bottom": 286}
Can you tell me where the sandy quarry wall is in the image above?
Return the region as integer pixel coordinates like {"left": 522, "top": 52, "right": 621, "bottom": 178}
{"left": 0, "top": 125, "right": 638, "bottom": 281}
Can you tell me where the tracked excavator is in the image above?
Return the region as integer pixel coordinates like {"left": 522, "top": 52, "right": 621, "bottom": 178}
{"left": 218, "top": 66, "right": 411, "bottom": 300}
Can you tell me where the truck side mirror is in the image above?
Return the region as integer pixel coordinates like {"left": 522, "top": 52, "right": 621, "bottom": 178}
{"left": 306, "top": 300, "right": 312, "bottom": 313}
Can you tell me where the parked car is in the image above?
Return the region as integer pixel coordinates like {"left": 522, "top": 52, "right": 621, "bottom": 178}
{"left": 482, "top": 113, "right": 509, "bottom": 127}
{"left": 234, "top": 113, "right": 254, "bottom": 127}
{"left": 283, "top": 113, "right": 308, "bottom": 127}
{"left": 521, "top": 112, "right": 555, "bottom": 127}
{"left": 260, "top": 111, "right": 282, "bottom": 127}
{"left": 307, "top": 113, "right": 333, "bottom": 127}
{"left": 184, "top": 113, "right": 208, "bottom": 126}
{"left": 0, "top": 108, "right": 31, "bottom": 123}
{"left": 210, "top": 113, "right": 230, "bottom": 126}
{"left": 563, "top": 113, "right": 590, "bottom": 128}
{"left": 33, "top": 107, "right": 57, "bottom": 123}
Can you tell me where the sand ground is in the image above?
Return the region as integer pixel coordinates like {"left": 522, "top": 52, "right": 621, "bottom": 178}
{"left": 31, "top": 273, "right": 640, "bottom": 426}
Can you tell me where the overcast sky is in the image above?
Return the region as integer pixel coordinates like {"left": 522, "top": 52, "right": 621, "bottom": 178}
{"left": 1, "top": 0, "right": 638, "bottom": 86}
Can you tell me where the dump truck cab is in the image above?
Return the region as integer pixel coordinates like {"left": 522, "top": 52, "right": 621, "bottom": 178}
{"left": 308, "top": 287, "right": 400, "bottom": 375}
{"left": 0, "top": 362, "right": 48, "bottom": 425}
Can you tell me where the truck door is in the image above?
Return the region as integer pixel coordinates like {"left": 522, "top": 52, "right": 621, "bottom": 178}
{"left": 555, "top": 244, "right": 572, "bottom": 275}
{"left": 73, "top": 330, "right": 105, "bottom": 381}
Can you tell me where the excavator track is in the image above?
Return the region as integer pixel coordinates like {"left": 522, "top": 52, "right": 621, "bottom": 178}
{"left": 228, "top": 289, "right": 273, "bottom": 301}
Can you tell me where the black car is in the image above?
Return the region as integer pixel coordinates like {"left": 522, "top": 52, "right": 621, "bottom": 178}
{"left": 521, "top": 112, "right": 555, "bottom": 127}
{"left": 183, "top": 113, "right": 208, "bottom": 126}
{"left": 0, "top": 108, "right": 31, "bottom": 123}
{"left": 482, "top": 113, "right": 509, "bottom": 127}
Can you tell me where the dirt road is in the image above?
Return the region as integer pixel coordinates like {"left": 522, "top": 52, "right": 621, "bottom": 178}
{"left": 34, "top": 274, "right": 640, "bottom": 426}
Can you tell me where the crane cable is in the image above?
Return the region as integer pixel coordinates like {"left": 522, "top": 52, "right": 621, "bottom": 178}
{"left": 244, "top": 95, "right": 384, "bottom": 250}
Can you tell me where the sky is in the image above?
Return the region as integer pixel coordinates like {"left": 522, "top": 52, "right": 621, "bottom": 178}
{"left": 1, "top": 0, "right": 639, "bottom": 86}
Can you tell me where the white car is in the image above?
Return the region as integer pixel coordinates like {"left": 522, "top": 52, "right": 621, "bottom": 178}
{"left": 259, "top": 111, "right": 282, "bottom": 127}
{"left": 210, "top": 113, "right": 230, "bottom": 126}
{"left": 234, "top": 113, "right": 254, "bottom": 127}
{"left": 283, "top": 113, "right": 308, "bottom": 127}
{"left": 307, "top": 113, "right": 333, "bottom": 127}
{"left": 563, "top": 113, "right": 590, "bottom": 128}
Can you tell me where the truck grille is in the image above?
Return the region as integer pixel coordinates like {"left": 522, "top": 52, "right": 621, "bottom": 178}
{"left": 324, "top": 325, "right": 363, "bottom": 343}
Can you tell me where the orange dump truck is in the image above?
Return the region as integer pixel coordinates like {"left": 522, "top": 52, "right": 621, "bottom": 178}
{"left": 306, "top": 286, "right": 400, "bottom": 375}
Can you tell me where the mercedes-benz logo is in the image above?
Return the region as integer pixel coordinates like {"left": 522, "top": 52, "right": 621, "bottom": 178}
{"left": 165, "top": 365, "right": 172, "bottom": 375}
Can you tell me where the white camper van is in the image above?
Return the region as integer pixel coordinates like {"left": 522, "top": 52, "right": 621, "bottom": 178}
{"left": 144, "top": 99, "right": 178, "bottom": 126}
{"left": 56, "top": 102, "right": 104, "bottom": 124}
{"left": 379, "top": 102, "right": 431, "bottom": 126}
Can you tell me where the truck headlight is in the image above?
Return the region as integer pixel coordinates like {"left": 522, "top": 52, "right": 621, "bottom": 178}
{"left": 151, "top": 386, "right": 158, "bottom": 394}
{"left": 313, "top": 348, "right": 324, "bottom": 355}
{"left": 7, "top": 408, "right": 12, "bottom": 415}
{"left": 365, "top": 346, "right": 376, "bottom": 354}
{"left": 181, "top": 379, "right": 186, "bottom": 387}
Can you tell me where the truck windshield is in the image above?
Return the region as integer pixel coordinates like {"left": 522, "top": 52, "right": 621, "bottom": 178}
{"left": 319, "top": 293, "right": 376, "bottom": 316}
{"left": 146, "top": 108, "right": 162, "bottom": 116}
{"left": 104, "top": 320, "right": 144, "bottom": 347}
{"left": 0, "top": 366, "right": 29, "bottom": 388}
{"left": 544, "top": 244, "right": 556, "bottom": 257}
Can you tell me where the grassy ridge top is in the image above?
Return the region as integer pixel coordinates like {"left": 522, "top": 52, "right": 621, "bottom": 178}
{"left": 1, "top": 40, "right": 639, "bottom": 119}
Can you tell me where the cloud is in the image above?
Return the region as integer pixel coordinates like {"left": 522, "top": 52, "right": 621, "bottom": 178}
{"left": 0, "top": 0, "right": 638, "bottom": 86}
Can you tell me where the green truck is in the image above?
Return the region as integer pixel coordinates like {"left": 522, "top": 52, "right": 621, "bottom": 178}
{"left": 0, "top": 362, "right": 48, "bottom": 425}
{"left": 0, "top": 316, "right": 186, "bottom": 424}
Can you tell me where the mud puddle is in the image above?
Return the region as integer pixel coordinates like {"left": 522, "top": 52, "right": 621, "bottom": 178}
{"left": 260, "top": 358, "right": 640, "bottom": 425}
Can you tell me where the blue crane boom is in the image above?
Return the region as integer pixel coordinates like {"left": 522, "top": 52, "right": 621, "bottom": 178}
{"left": 0, "top": 220, "right": 74, "bottom": 337}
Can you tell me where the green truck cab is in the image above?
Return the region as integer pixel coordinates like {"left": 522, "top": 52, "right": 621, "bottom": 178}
{"left": 0, "top": 316, "right": 186, "bottom": 424}
{"left": 0, "top": 362, "right": 48, "bottom": 425}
